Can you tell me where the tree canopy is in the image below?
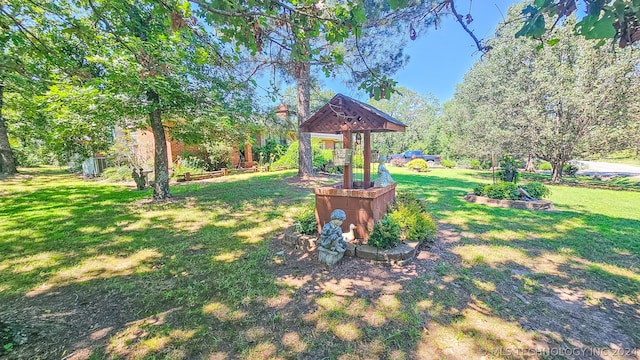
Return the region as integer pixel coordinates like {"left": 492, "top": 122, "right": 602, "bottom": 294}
{"left": 446, "top": 4, "right": 639, "bottom": 181}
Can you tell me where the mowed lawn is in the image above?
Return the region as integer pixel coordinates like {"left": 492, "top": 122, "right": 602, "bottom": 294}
{"left": 1, "top": 167, "right": 638, "bottom": 359}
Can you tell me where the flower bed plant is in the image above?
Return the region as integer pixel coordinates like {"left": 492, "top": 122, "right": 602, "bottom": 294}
{"left": 473, "top": 181, "right": 550, "bottom": 200}
{"left": 406, "top": 158, "right": 429, "bottom": 172}
{"left": 389, "top": 191, "right": 437, "bottom": 243}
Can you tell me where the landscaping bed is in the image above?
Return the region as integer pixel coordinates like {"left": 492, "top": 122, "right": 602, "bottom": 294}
{"left": 282, "top": 228, "right": 420, "bottom": 266}
{"left": 463, "top": 193, "right": 554, "bottom": 210}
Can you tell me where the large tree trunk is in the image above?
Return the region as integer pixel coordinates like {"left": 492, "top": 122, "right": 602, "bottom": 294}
{"left": 295, "top": 60, "right": 312, "bottom": 178}
{"left": 147, "top": 90, "right": 171, "bottom": 200}
{"left": 0, "top": 85, "right": 17, "bottom": 174}
{"left": 551, "top": 160, "right": 564, "bottom": 183}
{"left": 524, "top": 153, "right": 536, "bottom": 172}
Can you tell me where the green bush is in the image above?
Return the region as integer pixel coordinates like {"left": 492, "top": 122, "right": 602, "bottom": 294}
{"left": 173, "top": 155, "right": 207, "bottom": 177}
{"left": 204, "top": 143, "right": 233, "bottom": 170}
{"left": 563, "top": 164, "right": 579, "bottom": 176}
{"left": 539, "top": 162, "right": 552, "bottom": 170}
{"left": 368, "top": 215, "right": 401, "bottom": 249}
{"left": 272, "top": 140, "right": 332, "bottom": 169}
{"left": 294, "top": 207, "right": 317, "bottom": 235}
{"left": 473, "top": 184, "right": 486, "bottom": 196}
{"left": 483, "top": 182, "right": 520, "bottom": 200}
{"left": 469, "top": 159, "right": 482, "bottom": 169}
{"left": 406, "top": 158, "right": 429, "bottom": 172}
{"left": 101, "top": 166, "right": 133, "bottom": 182}
{"left": 389, "top": 192, "right": 436, "bottom": 243}
{"left": 498, "top": 155, "right": 520, "bottom": 183}
{"left": 441, "top": 159, "right": 456, "bottom": 168}
{"left": 253, "top": 140, "right": 287, "bottom": 164}
{"left": 520, "top": 182, "right": 551, "bottom": 199}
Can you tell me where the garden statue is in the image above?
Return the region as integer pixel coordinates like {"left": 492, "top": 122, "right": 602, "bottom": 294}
{"left": 374, "top": 162, "right": 394, "bottom": 187}
{"left": 132, "top": 167, "right": 147, "bottom": 190}
{"left": 318, "top": 209, "right": 347, "bottom": 265}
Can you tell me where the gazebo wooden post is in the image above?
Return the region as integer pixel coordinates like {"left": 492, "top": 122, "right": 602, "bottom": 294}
{"left": 363, "top": 130, "right": 371, "bottom": 188}
{"left": 342, "top": 129, "right": 352, "bottom": 189}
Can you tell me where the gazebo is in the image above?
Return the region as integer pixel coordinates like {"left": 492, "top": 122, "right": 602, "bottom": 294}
{"left": 299, "top": 94, "right": 406, "bottom": 240}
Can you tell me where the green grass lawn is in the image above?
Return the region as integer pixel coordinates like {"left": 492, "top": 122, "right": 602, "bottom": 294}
{"left": 1, "top": 167, "right": 638, "bottom": 359}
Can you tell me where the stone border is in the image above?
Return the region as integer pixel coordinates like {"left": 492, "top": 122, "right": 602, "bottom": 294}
{"left": 282, "top": 229, "right": 418, "bottom": 266}
{"left": 463, "top": 194, "right": 553, "bottom": 210}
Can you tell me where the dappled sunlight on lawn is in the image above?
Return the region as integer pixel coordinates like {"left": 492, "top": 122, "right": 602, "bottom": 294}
{"left": 2, "top": 167, "right": 639, "bottom": 359}
{"left": 105, "top": 308, "right": 193, "bottom": 359}
{"left": 26, "top": 249, "right": 162, "bottom": 297}
{"left": 2, "top": 251, "right": 64, "bottom": 274}
{"left": 202, "top": 301, "right": 247, "bottom": 322}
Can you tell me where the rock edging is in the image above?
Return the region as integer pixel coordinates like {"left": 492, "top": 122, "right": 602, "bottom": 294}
{"left": 282, "top": 229, "right": 418, "bottom": 266}
{"left": 463, "top": 194, "right": 553, "bottom": 210}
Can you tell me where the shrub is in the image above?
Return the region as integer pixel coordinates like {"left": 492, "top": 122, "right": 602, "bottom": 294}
{"left": 406, "top": 158, "right": 429, "bottom": 172}
{"left": 473, "top": 184, "right": 486, "bottom": 196}
{"left": 498, "top": 155, "right": 520, "bottom": 183}
{"left": 390, "top": 158, "right": 405, "bottom": 167}
{"left": 294, "top": 207, "right": 317, "bottom": 235}
{"left": 470, "top": 159, "right": 482, "bottom": 169}
{"left": 539, "top": 162, "right": 552, "bottom": 170}
{"left": 389, "top": 192, "right": 436, "bottom": 243}
{"left": 204, "top": 143, "right": 233, "bottom": 170}
{"left": 253, "top": 140, "right": 287, "bottom": 164}
{"left": 441, "top": 159, "right": 456, "bottom": 168}
{"left": 368, "top": 215, "right": 401, "bottom": 249}
{"left": 520, "top": 182, "right": 551, "bottom": 199}
{"left": 101, "top": 166, "right": 133, "bottom": 182}
{"left": 563, "top": 164, "right": 579, "bottom": 176}
{"left": 483, "top": 182, "right": 520, "bottom": 200}
{"left": 272, "top": 140, "right": 332, "bottom": 169}
{"left": 173, "top": 155, "right": 206, "bottom": 177}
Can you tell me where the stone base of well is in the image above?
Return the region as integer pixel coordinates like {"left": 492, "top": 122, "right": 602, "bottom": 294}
{"left": 314, "top": 183, "right": 397, "bottom": 240}
{"left": 280, "top": 229, "right": 418, "bottom": 266}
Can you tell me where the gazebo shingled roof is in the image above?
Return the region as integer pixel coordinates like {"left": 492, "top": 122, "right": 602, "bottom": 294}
{"left": 299, "top": 94, "right": 406, "bottom": 134}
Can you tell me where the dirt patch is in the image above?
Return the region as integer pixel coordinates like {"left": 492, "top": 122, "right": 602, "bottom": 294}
{"left": 0, "top": 286, "right": 138, "bottom": 359}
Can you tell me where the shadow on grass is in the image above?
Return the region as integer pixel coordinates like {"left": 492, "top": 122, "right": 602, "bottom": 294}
{"left": 393, "top": 169, "right": 640, "bottom": 353}
{"left": 1, "top": 168, "right": 638, "bottom": 359}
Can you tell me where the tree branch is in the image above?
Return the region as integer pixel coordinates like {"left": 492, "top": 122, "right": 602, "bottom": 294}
{"left": 449, "top": 0, "right": 490, "bottom": 53}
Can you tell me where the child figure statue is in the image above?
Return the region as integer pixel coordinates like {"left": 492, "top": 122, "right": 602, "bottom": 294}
{"left": 318, "top": 209, "right": 347, "bottom": 253}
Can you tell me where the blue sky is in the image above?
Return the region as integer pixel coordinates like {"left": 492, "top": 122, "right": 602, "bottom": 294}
{"left": 325, "top": 1, "right": 519, "bottom": 104}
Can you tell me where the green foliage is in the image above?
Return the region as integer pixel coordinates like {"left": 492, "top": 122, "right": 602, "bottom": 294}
{"left": 367, "top": 215, "right": 401, "bottom": 249}
{"left": 204, "top": 143, "right": 233, "bottom": 171}
{"left": 272, "top": 140, "right": 333, "bottom": 169}
{"left": 448, "top": 7, "right": 638, "bottom": 183}
{"left": 101, "top": 166, "right": 133, "bottom": 182}
{"left": 497, "top": 155, "right": 520, "bottom": 183}
{"left": 563, "top": 164, "right": 579, "bottom": 176}
{"left": 521, "top": 182, "right": 551, "bottom": 199}
{"left": 406, "top": 158, "right": 429, "bottom": 172}
{"left": 441, "top": 159, "right": 456, "bottom": 168}
{"left": 173, "top": 155, "right": 206, "bottom": 176}
{"left": 482, "top": 182, "right": 520, "bottom": 200}
{"left": 539, "top": 162, "right": 552, "bottom": 171}
{"left": 469, "top": 159, "right": 482, "bottom": 169}
{"left": 272, "top": 141, "right": 299, "bottom": 168}
{"left": 517, "top": 0, "right": 640, "bottom": 48}
{"left": 473, "top": 184, "right": 486, "bottom": 196}
{"left": 368, "top": 88, "right": 442, "bottom": 157}
{"left": 253, "top": 140, "right": 287, "bottom": 165}
{"left": 389, "top": 192, "right": 437, "bottom": 243}
{"left": 294, "top": 207, "right": 317, "bottom": 235}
